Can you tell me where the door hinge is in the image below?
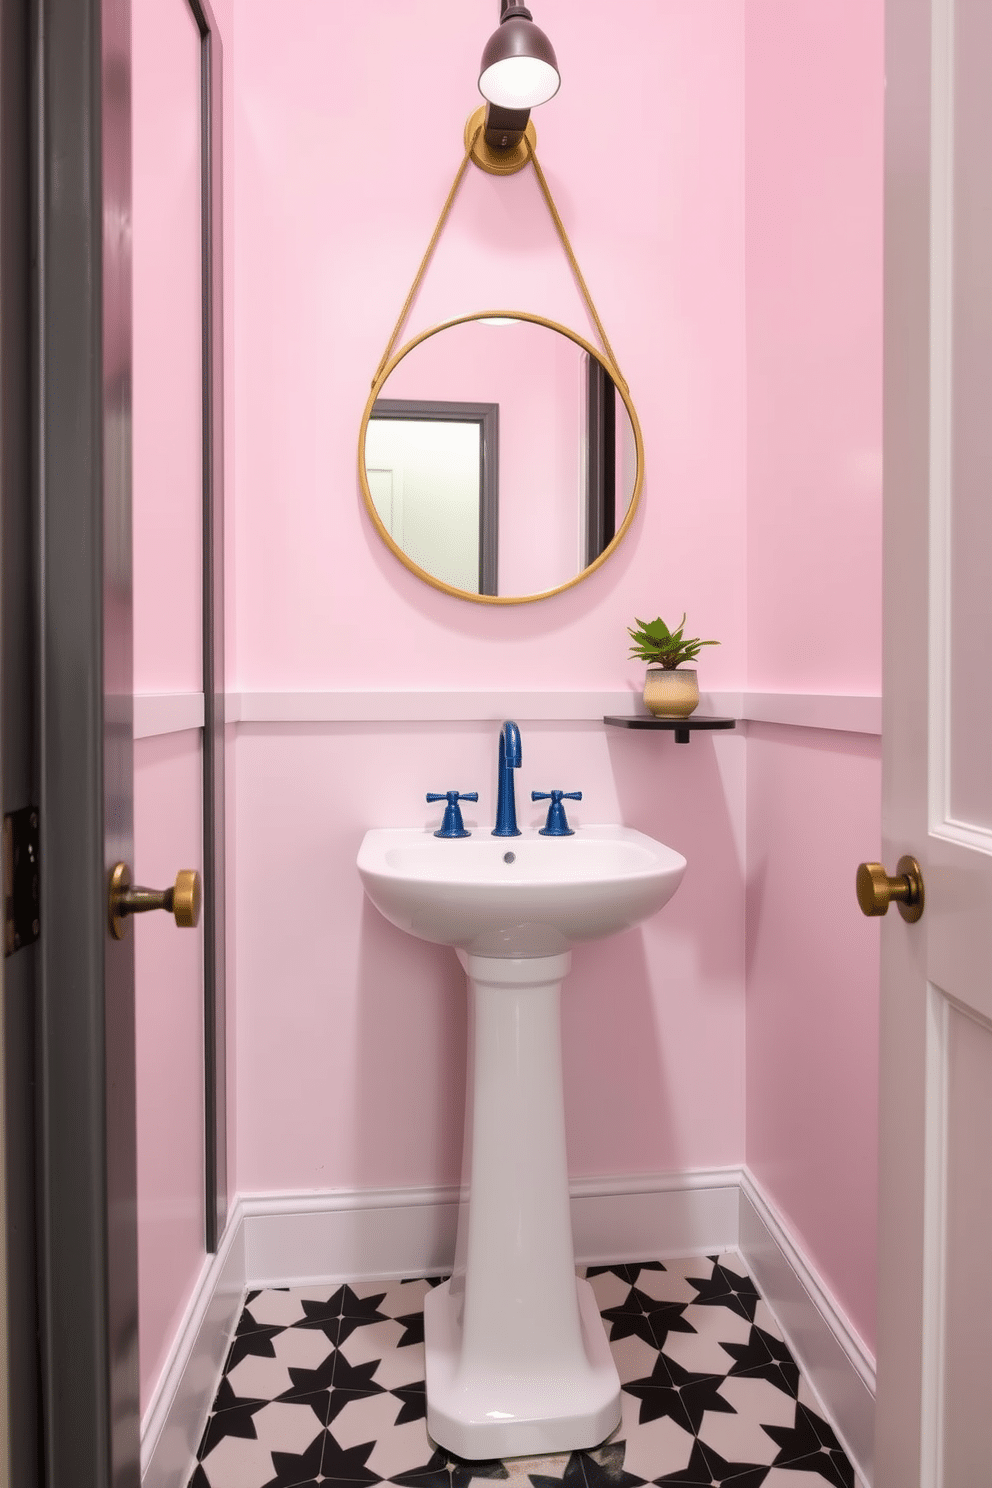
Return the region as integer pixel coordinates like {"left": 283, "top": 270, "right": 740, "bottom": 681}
{"left": 4, "top": 805, "right": 40, "bottom": 956}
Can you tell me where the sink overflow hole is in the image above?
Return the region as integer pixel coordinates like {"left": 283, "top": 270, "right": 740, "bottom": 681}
{"left": 503, "top": 852, "right": 516, "bottom": 864}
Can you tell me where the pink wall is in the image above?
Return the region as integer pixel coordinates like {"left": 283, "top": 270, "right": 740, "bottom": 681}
{"left": 231, "top": 0, "right": 749, "bottom": 1199}
{"left": 133, "top": 0, "right": 203, "bottom": 692}
{"left": 233, "top": 0, "right": 747, "bottom": 690}
{"left": 132, "top": 0, "right": 206, "bottom": 1414}
{"left": 230, "top": 6, "right": 886, "bottom": 1371}
{"left": 743, "top": 0, "right": 884, "bottom": 1353}
{"left": 745, "top": 726, "right": 881, "bottom": 1350}
{"left": 745, "top": 0, "right": 884, "bottom": 695}
{"left": 235, "top": 723, "right": 746, "bottom": 1191}
{"left": 128, "top": 0, "right": 885, "bottom": 1402}
{"left": 134, "top": 734, "right": 206, "bottom": 1408}
{"left": 132, "top": 0, "right": 237, "bottom": 1415}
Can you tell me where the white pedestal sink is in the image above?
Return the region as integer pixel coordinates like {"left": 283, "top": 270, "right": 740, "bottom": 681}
{"left": 357, "top": 825, "right": 686, "bottom": 1460}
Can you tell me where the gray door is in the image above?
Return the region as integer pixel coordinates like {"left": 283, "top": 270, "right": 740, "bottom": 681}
{"left": 34, "top": 0, "right": 141, "bottom": 1482}
{"left": 1, "top": 0, "right": 41, "bottom": 1480}
{"left": 0, "top": 0, "right": 132, "bottom": 1481}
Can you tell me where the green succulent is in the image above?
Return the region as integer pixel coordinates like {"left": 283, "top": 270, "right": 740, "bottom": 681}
{"left": 627, "top": 613, "right": 719, "bottom": 670}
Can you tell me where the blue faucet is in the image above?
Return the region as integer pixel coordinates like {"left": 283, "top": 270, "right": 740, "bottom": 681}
{"left": 492, "top": 720, "right": 522, "bottom": 837}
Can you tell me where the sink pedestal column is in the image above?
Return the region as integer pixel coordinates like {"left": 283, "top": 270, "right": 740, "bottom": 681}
{"left": 424, "top": 951, "right": 621, "bottom": 1461}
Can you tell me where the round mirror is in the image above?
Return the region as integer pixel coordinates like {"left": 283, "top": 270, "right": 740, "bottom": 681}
{"left": 359, "top": 313, "right": 643, "bottom": 603}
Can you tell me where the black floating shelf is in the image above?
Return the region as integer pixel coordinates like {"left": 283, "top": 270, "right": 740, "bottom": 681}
{"left": 603, "top": 714, "right": 737, "bottom": 745}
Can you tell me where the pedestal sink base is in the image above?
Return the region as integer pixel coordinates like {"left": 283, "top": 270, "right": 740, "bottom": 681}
{"left": 424, "top": 1275, "right": 621, "bottom": 1461}
{"left": 422, "top": 952, "right": 621, "bottom": 1461}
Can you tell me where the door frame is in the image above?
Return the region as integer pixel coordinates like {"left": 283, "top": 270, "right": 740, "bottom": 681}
{"left": 1, "top": 0, "right": 40, "bottom": 1479}
{"left": 34, "top": 0, "right": 141, "bottom": 1481}
{"left": 189, "top": 0, "right": 227, "bottom": 1256}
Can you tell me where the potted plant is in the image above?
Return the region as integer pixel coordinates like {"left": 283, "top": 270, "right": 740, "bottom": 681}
{"left": 627, "top": 613, "right": 719, "bottom": 718}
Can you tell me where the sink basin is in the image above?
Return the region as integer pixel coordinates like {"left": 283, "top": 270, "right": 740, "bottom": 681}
{"left": 357, "top": 824, "right": 687, "bottom": 957}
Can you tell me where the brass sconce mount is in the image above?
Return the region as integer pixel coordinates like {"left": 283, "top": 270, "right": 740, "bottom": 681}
{"left": 465, "top": 105, "right": 537, "bottom": 176}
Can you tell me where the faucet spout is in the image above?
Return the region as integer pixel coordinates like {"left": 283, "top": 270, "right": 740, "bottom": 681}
{"left": 492, "top": 720, "right": 522, "bottom": 837}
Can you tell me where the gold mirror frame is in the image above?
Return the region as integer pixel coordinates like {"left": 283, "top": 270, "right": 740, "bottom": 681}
{"left": 359, "top": 310, "right": 644, "bottom": 605}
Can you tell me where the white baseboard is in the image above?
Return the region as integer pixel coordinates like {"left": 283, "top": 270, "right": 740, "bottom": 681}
{"left": 239, "top": 1169, "right": 743, "bottom": 1289}
{"left": 569, "top": 1168, "right": 741, "bottom": 1266}
{"left": 141, "top": 1169, "right": 875, "bottom": 1488}
{"left": 738, "top": 1170, "right": 875, "bottom": 1487}
{"left": 140, "top": 1204, "right": 246, "bottom": 1487}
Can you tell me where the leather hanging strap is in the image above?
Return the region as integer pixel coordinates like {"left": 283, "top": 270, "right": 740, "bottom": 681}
{"left": 523, "top": 139, "right": 628, "bottom": 394}
{"left": 372, "top": 124, "right": 628, "bottom": 394}
{"left": 372, "top": 126, "right": 482, "bottom": 389}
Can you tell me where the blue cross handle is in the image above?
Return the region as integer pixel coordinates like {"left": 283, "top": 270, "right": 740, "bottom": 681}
{"left": 531, "top": 789, "right": 582, "bottom": 837}
{"left": 427, "top": 790, "right": 479, "bottom": 839}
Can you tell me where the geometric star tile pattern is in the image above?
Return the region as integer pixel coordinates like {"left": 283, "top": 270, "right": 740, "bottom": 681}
{"left": 188, "top": 1255, "right": 865, "bottom": 1488}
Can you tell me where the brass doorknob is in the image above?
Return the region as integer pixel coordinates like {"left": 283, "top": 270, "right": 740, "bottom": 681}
{"left": 856, "top": 856, "right": 924, "bottom": 923}
{"left": 109, "top": 862, "right": 201, "bottom": 940}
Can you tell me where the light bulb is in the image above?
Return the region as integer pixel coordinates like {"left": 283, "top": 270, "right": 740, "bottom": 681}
{"left": 479, "top": 54, "right": 560, "bottom": 110}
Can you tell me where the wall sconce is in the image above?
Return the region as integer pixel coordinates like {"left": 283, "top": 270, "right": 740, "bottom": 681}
{"left": 468, "top": 1, "right": 560, "bottom": 174}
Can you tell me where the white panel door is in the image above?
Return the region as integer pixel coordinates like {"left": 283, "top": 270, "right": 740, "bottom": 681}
{"left": 876, "top": 0, "right": 992, "bottom": 1481}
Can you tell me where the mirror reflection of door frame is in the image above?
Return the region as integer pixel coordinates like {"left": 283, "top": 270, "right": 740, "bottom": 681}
{"left": 585, "top": 356, "right": 617, "bottom": 567}
{"left": 186, "top": 0, "right": 228, "bottom": 1256}
{"left": 370, "top": 399, "right": 499, "bottom": 597}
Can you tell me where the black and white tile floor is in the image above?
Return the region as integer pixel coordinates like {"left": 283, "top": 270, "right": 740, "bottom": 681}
{"left": 189, "top": 1253, "right": 864, "bottom": 1488}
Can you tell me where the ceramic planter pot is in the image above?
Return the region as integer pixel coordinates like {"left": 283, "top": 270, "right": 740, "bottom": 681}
{"left": 643, "top": 667, "right": 699, "bottom": 718}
